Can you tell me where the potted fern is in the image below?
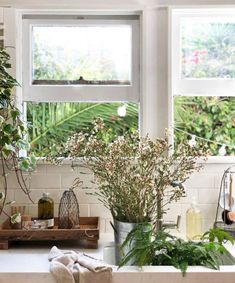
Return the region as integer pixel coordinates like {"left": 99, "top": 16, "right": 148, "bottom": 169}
{"left": 0, "top": 48, "right": 36, "bottom": 221}
{"left": 119, "top": 224, "right": 235, "bottom": 275}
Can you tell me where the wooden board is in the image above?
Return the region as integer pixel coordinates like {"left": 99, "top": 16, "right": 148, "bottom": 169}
{"left": 0, "top": 217, "right": 99, "bottom": 250}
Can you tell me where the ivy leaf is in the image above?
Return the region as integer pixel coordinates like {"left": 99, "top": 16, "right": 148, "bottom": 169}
{"left": 3, "top": 124, "right": 13, "bottom": 134}
{"left": 29, "top": 155, "right": 37, "bottom": 170}
{"left": 10, "top": 212, "right": 21, "bottom": 224}
{"left": 3, "top": 143, "right": 16, "bottom": 153}
{"left": 19, "top": 159, "right": 30, "bottom": 170}
{"left": 17, "top": 139, "right": 30, "bottom": 150}
{"left": 10, "top": 109, "right": 20, "bottom": 120}
{"left": 0, "top": 115, "right": 4, "bottom": 125}
{"left": 0, "top": 192, "right": 5, "bottom": 200}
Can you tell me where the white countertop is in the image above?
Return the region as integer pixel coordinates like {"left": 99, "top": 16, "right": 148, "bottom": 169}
{"left": 1, "top": 233, "right": 235, "bottom": 283}
{"left": 0, "top": 233, "right": 111, "bottom": 271}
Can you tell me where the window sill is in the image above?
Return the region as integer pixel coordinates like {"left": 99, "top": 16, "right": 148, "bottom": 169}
{"left": 35, "top": 156, "right": 235, "bottom": 165}
{"left": 197, "top": 156, "right": 235, "bottom": 164}
{"left": 35, "top": 157, "right": 80, "bottom": 165}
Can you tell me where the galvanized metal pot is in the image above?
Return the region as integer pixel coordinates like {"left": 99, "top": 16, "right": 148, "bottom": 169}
{"left": 113, "top": 219, "right": 151, "bottom": 265}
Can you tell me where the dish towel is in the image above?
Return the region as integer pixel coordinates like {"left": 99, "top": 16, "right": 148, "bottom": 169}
{"left": 48, "top": 246, "right": 113, "bottom": 283}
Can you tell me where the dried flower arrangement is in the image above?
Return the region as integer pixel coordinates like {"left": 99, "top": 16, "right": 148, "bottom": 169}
{"left": 65, "top": 119, "right": 204, "bottom": 225}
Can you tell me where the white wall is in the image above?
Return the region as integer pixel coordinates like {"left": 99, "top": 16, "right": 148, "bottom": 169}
{"left": 2, "top": 0, "right": 235, "bottom": 8}
{"left": 1, "top": 2, "right": 235, "bottom": 234}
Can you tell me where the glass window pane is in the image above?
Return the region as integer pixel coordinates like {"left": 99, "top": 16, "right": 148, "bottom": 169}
{"left": 27, "top": 102, "right": 138, "bottom": 157}
{"left": 32, "top": 25, "right": 132, "bottom": 85}
{"left": 174, "top": 96, "right": 235, "bottom": 156}
{"left": 181, "top": 18, "right": 235, "bottom": 79}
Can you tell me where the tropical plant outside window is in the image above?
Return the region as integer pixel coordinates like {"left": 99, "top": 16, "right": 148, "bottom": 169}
{"left": 27, "top": 102, "right": 138, "bottom": 157}
{"left": 174, "top": 97, "right": 235, "bottom": 156}
{"left": 181, "top": 20, "right": 235, "bottom": 79}
{"left": 174, "top": 15, "right": 235, "bottom": 156}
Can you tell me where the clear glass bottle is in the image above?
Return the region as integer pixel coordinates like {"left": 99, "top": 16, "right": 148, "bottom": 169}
{"left": 38, "top": 192, "right": 54, "bottom": 229}
{"left": 186, "top": 198, "right": 202, "bottom": 240}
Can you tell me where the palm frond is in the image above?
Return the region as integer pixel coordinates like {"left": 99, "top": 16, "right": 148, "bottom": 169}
{"left": 27, "top": 102, "right": 138, "bottom": 156}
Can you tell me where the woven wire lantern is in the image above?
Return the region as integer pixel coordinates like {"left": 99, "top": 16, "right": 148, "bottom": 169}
{"left": 58, "top": 178, "right": 81, "bottom": 229}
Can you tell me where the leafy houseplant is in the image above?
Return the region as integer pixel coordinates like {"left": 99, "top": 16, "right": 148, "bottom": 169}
{"left": 65, "top": 118, "right": 204, "bottom": 225}
{"left": 120, "top": 224, "right": 235, "bottom": 276}
{"left": 0, "top": 48, "right": 36, "bottom": 219}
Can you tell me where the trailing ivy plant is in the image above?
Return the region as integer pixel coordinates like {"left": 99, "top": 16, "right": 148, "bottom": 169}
{"left": 0, "top": 48, "right": 36, "bottom": 218}
{"left": 119, "top": 224, "right": 235, "bottom": 276}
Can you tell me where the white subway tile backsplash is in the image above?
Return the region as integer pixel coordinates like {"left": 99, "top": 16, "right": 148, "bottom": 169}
{"left": 75, "top": 189, "right": 99, "bottom": 204}
{"left": 30, "top": 174, "right": 61, "bottom": 189}
{"left": 5, "top": 189, "right": 14, "bottom": 203}
{"left": 180, "top": 203, "right": 190, "bottom": 216}
{"left": 60, "top": 173, "right": 82, "bottom": 189}
{"left": 6, "top": 173, "right": 21, "bottom": 189}
{"left": 203, "top": 218, "right": 215, "bottom": 232}
{"left": 80, "top": 180, "right": 96, "bottom": 189}
{"left": 99, "top": 218, "right": 106, "bottom": 233}
{"left": 78, "top": 171, "right": 96, "bottom": 188}
{"left": 51, "top": 204, "right": 58, "bottom": 218}
{"left": 164, "top": 204, "right": 181, "bottom": 220}
{"left": 28, "top": 204, "right": 37, "bottom": 217}
{"left": 202, "top": 164, "right": 231, "bottom": 173}
{"left": 14, "top": 189, "right": 33, "bottom": 204}
{"left": 177, "top": 189, "right": 198, "bottom": 204}
{"left": 0, "top": 162, "right": 231, "bottom": 233}
{"left": 198, "top": 189, "right": 219, "bottom": 204}
{"left": 79, "top": 204, "right": 90, "bottom": 216}
{"left": 46, "top": 164, "right": 74, "bottom": 174}
{"left": 0, "top": 207, "right": 10, "bottom": 224}
{"left": 33, "top": 165, "right": 46, "bottom": 174}
{"left": 214, "top": 175, "right": 223, "bottom": 190}
{"left": 185, "top": 172, "right": 215, "bottom": 188}
{"left": 105, "top": 219, "right": 114, "bottom": 233}
{"left": 77, "top": 166, "right": 93, "bottom": 175}
{"left": 199, "top": 204, "right": 217, "bottom": 219}
{"left": 90, "top": 204, "right": 112, "bottom": 218}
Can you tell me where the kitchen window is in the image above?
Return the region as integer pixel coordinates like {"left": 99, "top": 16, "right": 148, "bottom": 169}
{"left": 21, "top": 14, "right": 140, "bottom": 156}
{"left": 171, "top": 9, "right": 235, "bottom": 156}
{"left": 22, "top": 15, "right": 140, "bottom": 102}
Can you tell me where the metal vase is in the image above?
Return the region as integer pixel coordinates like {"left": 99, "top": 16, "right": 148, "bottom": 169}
{"left": 113, "top": 219, "right": 151, "bottom": 265}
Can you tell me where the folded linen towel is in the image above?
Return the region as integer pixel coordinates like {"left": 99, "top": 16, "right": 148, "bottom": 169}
{"left": 48, "top": 246, "right": 112, "bottom": 283}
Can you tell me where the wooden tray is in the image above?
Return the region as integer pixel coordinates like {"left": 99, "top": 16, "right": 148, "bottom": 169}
{"left": 0, "top": 217, "right": 99, "bottom": 250}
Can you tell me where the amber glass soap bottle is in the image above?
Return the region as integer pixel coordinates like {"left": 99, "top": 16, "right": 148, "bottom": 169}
{"left": 38, "top": 193, "right": 54, "bottom": 229}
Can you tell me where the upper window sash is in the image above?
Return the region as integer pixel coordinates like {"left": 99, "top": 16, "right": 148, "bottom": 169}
{"left": 171, "top": 9, "right": 235, "bottom": 96}
{"left": 22, "top": 17, "right": 140, "bottom": 102}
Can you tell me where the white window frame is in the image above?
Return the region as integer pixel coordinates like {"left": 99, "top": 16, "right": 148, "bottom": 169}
{"left": 22, "top": 15, "right": 140, "bottom": 103}
{"left": 172, "top": 8, "right": 235, "bottom": 97}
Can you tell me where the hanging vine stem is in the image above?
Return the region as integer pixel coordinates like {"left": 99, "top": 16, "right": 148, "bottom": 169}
{"left": 12, "top": 155, "right": 34, "bottom": 203}
{"left": 15, "top": 169, "right": 33, "bottom": 203}
{"left": 0, "top": 152, "right": 8, "bottom": 217}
